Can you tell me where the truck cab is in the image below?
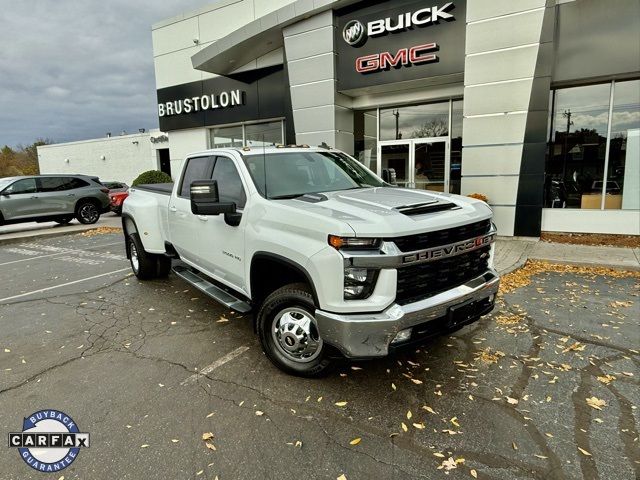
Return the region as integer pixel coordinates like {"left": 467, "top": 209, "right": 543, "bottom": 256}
{"left": 122, "top": 146, "right": 499, "bottom": 376}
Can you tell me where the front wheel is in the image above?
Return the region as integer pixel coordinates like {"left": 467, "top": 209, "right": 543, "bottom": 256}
{"left": 256, "top": 283, "right": 332, "bottom": 377}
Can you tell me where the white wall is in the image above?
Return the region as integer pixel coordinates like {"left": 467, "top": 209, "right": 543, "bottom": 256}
{"left": 542, "top": 209, "right": 640, "bottom": 235}
{"left": 37, "top": 132, "right": 165, "bottom": 185}
{"left": 152, "top": 0, "right": 296, "bottom": 89}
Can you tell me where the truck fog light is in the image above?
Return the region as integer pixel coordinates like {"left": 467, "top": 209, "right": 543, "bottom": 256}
{"left": 344, "top": 285, "right": 365, "bottom": 298}
{"left": 391, "top": 328, "right": 412, "bottom": 344}
{"left": 343, "top": 268, "right": 379, "bottom": 300}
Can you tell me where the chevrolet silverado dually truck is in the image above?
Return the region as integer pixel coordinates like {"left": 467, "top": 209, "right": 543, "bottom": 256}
{"left": 122, "top": 146, "right": 499, "bottom": 377}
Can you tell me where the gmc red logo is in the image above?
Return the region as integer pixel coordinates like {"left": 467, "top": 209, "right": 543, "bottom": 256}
{"left": 355, "top": 43, "right": 438, "bottom": 73}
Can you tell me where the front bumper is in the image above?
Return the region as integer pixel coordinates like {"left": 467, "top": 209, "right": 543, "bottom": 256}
{"left": 315, "top": 269, "right": 499, "bottom": 358}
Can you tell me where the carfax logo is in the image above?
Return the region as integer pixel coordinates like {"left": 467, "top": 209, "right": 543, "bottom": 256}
{"left": 8, "top": 409, "right": 90, "bottom": 473}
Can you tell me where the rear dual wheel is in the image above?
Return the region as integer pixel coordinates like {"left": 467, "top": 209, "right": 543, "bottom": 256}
{"left": 128, "top": 233, "right": 171, "bottom": 280}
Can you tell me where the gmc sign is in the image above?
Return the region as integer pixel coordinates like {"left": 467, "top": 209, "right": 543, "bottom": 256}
{"left": 356, "top": 43, "right": 438, "bottom": 73}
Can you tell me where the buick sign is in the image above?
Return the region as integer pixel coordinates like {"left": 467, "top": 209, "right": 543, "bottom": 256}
{"left": 342, "top": 2, "right": 455, "bottom": 47}
{"left": 343, "top": 19, "right": 367, "bottom": 46}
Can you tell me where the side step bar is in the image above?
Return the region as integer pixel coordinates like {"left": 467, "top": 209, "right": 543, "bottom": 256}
{"left": 172, "top": 264, "right": 252, "bottom": 313}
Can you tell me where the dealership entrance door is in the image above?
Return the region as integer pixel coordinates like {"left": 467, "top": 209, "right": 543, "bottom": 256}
{"left": 378, "top": 139, "right": 449, "bottom": 191}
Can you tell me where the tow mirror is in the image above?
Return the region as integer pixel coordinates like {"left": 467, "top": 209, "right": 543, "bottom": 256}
{"left": 190, "top": 180, "right": 236, "bottom": 215}
{"left": 382, "top": 168, "right": 397, "bottom": 186}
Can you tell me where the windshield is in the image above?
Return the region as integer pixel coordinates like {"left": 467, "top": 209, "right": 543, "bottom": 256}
{"left": 244, "top": 151, "right": 385, "bottom": 199}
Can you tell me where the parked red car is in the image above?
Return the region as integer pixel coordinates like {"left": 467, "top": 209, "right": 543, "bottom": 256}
{"left": 109, "top": 191, "right": 128, "bottom": 215}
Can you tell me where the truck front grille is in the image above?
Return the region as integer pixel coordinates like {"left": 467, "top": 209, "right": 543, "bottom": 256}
{"left": 389, "top": 219, "right": 491, "bottom": 252}
{"left": 395, "top": 246, "right": 491, "bottom": 305}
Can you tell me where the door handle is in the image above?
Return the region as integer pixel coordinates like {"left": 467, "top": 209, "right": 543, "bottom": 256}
{"left": 67, "top": 194, "right": 75, "bottom": 197}
{"left": 169, "top": 206, "right": 177, "bottom": 212}
{"left": 197, "top": 215, "right": 208, "bottom": 221}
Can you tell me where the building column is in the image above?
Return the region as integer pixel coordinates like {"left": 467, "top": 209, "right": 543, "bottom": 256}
{"left": 461, "top": 0, "right": 556, "bottom": 236}
{"left": 283, "top": 10, "right": 353, "bottom": 154}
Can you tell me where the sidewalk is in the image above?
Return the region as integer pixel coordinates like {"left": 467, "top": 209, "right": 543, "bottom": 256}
{"left": 0, "top": 214, "right": 122, "bottom": 245}
{"left": 494, "top": 236, "right": 640, "bottom": 274}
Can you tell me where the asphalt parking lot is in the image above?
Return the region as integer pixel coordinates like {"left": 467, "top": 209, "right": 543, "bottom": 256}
{"left": 0, "top": 231, "right": 638, "bottom": 480}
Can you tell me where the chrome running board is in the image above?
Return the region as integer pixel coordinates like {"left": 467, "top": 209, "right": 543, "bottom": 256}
{"left": 172, "top": 264, "right": 251, "bottom": 313}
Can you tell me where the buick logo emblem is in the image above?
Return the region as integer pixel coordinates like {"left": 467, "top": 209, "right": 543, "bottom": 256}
{"left": 343, "top": 19, "right": 367, "bottom": 46}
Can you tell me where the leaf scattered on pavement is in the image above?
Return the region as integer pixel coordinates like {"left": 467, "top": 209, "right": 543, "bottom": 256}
{"left": 586, "top": 397, "right": 606, "bottom": 410}
{"left": 349, "top": 437, "right": 361, "bottom": 446}
{"left": 202, "top": 432, "right": 214, "bottom": 441}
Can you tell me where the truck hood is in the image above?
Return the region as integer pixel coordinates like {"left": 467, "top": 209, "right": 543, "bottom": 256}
{"left": 282, "top": 187, "right": 492, "bottom": 237}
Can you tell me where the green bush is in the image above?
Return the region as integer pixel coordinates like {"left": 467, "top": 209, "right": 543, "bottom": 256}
{"left": 131, "top": 170, "right": 172, "bottom": 186}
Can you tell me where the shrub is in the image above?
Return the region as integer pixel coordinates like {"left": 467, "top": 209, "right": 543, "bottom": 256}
{"left": 132, "top": 170, "right": 172, "bottom": 187}
{"left": 467, "top": 192, "right": 488, "bottom": 203}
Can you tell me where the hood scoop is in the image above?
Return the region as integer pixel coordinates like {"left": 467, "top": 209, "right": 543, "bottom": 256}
{"left": 394, "top": 200, "right": 459, "bottom": 216}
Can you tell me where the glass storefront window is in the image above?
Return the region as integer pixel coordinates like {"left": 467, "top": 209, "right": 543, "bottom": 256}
{"left": 212, "top": 125, "right": 243, "bottom": 148}
{"left": 210, "top": 120, "right": 284, "bottom": 149}
{"left": 450, "top": 100, "right": 463, "bottom": 194}
{"left": 608, "top": 80, "right": 640, "bottom": 210}
{"left": 545, "top": 83, "right": 612, "bottom": 209}
{"left": 379, "top": 102, "right": 449, "bottom": 141}
{"left": 245, "top": 121, "right": 282, "bottom": 147}
{"left": 353, "top": 110, "right": 377, "bottom": 170}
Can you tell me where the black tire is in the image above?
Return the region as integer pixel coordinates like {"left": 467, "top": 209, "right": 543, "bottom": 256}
{"left": 54, "top": 216, "right": 73, "bottom": 225}
{"left": 256, "top": 283, "right": 332, "bottom": 377}
{"left": 75, "top": 200, "right": 101, "bottom": 225}
{"left": 128, "top": 233, "right": 161, "bottom": 280}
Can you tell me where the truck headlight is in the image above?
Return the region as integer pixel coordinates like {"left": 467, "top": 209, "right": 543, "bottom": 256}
{"left": 344, "top": 267, "right": 378, "bottom": 300}
{"left": 328, "top": 235, "right": 380, "bottom": 250}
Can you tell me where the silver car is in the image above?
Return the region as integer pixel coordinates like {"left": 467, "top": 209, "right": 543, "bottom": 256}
{"left": 0, "top": 175, "right": 110, "bottom": 226}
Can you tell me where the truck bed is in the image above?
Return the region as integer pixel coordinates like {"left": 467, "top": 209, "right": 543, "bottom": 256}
{"left": 134, "top": 183, "right": 174, "bottom": 195}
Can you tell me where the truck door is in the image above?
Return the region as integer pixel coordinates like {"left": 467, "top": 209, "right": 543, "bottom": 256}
{"left": 168, "top": 155, "right": 216, "bottom": 268}
{"left": 198, "top": 155, "right": 247, "bottom": 291}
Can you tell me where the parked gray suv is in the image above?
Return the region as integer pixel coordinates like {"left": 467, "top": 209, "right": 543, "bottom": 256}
{"left": 0, "top": 175, "right": 110, "bottom": 227}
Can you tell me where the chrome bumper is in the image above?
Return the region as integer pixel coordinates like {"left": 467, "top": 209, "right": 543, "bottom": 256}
{"left": 315, "top": 269, "right": 500, "bottom": 358}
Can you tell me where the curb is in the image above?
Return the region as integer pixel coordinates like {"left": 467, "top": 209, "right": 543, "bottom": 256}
{"left": 0, "top": 226, "right": 123, "bottom": 246}
{"left": 527, "top": 256, "right": 640, "bottom": 273}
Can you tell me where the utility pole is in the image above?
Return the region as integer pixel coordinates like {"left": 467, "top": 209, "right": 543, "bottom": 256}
{"left": 562, "top": 109, "right": 573, "bottom": 179}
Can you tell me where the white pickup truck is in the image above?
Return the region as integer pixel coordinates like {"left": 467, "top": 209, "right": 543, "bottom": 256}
{"left": 122, "top": 146, "right": 499, "bottom": 376}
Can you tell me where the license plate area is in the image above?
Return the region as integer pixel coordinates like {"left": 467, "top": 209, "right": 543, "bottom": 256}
{"left": 447, "top": 298, "right": 478, "bottom": 329}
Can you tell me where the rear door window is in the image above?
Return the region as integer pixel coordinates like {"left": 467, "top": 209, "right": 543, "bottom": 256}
{"left": 37, "top": 177, "right": 67, "bottom": 192}
{"left": 179, "top": 156, "right": 215, "bottom": 197}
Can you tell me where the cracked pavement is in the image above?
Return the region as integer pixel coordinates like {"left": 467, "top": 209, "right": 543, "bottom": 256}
{"left": 0, "top": 233, "right": 638, "bottom": 479}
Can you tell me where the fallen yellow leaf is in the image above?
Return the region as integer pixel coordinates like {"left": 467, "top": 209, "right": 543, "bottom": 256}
{"left": 406, "top": 410, "right": 412, "bottom": 420}
{"left": 401, "top": 422, "right": 408, "bottom": 432}
{"left": 578, "top": 447, "right": 592, "bottom": 457}
{"left": 586, "top": 397, "right": 606, "bottom": 410}
{"left": 205, "top": 442, "right": 216, "bottom": 451}
{"left": 335, "top": 401, "right": 348, "bottom": 407}
{"left": 450, "top": 417, "right": 460, "bottom": 427}
{"left": 202, "top": 432, "right": 214, "bottom": 441}
{"left": 337, "top": 475, "right": 347, "bottom": 480}
{"left": 140, "top": 444, "right": 149, "bottom": 448}
{"left": 470, "top": 469, "right": 478, "bottom": 478}
{"left": 349, "top": 437, "right": 361, "bottom": 446}
{"left": 433, "top": 452, "right": 445, "bottom": 458}
{"left": 255, "top": 410, "right": 264, "bottom": 416}
{"left": 412, "top": 423, "right": 425, "bottom": 429}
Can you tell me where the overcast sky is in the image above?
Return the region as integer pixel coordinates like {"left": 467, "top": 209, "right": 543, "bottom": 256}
{"left": 0, "top": 0, "right": 211, "bottom": 148}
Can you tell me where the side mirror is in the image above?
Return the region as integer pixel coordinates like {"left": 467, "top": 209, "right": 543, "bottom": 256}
{"left": 382, "top": 168, "right": 397, "bottom": 186}
{"left": 190, "top": 180, "right": 236, "bottom": 215}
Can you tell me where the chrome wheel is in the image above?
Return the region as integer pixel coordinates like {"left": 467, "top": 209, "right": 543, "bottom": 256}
{"left": 271, "top": 307, "right": 323, "bottom": 363}
{"left": 130, "top": 242, "right": 140, "bottom": 274}
{"left": 79, "top": 203, "right": 99, "bottom": 223}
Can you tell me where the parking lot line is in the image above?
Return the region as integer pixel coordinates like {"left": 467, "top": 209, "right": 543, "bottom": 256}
{"left": 0, "top": 241, "right": 123, "bottom": 266}
{"left": 0, "top": 268, "right": 131, "bottom": 303}
{"left": 180, "top": 346, "right": 250, "bottom": 386}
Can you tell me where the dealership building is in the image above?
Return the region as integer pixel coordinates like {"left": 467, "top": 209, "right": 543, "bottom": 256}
{"left": 151, "top": 0, "right": 639, "bottom": 236}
